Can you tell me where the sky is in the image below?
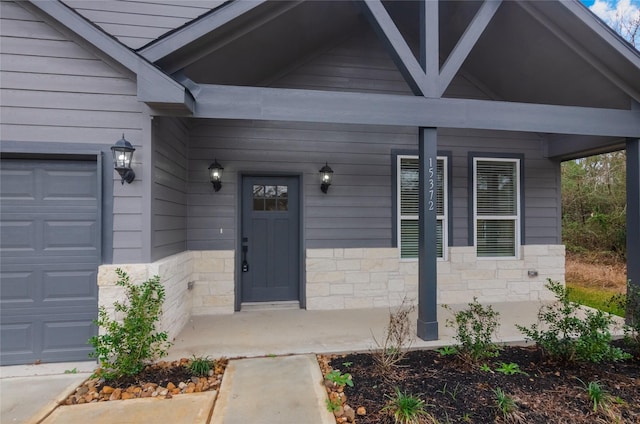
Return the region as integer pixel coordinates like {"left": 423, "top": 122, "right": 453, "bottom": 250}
{"left": 581, "top": 0, "right": 640, "bottom": 28}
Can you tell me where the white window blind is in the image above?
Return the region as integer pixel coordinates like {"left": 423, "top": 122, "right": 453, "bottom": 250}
{"left": 474, "top": 159, "right": 520, "bottom": 258}
{"left": 398, "top": 156, "right": 446, "bottom": 259}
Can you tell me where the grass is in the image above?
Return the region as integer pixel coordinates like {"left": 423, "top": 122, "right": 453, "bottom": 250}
{"left": 565, "top": 253, "right": 627, "bottom": 317}
{"left": 566, "top": 283, "right": 625, "bottom": 317}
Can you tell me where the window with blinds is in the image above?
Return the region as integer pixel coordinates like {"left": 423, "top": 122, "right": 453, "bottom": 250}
{"left": 473, "top": 158, "right": 520, "bottom": 258}
{"left": 398, "top": 156, "right": 446, "bottom": 259}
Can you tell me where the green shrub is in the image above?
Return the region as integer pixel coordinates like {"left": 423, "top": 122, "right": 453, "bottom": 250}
{"left": 516, "top": 280, "right": 629, "bottom": 363}
{"left": 382, "top": 387, "right": 434, "bottom": 424}
{"left": 444, "top": 298, "right": 501, "bottom": 363}
{"left": 609, "top": 280, "right": 640, "bottom": 357}
{"left": 89, "top": 269, "right": 171, "bottom": 379}
{"left": 492, "top": 387, "right": 523, "bottom": 422}
{"left": 325, "top": 369, "right": 354, "bottom": 388}
{"left": 188, "top": 355, "right": 213, "bottom": 376}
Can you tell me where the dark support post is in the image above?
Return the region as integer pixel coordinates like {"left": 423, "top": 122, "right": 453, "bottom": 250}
{"left": 417, "top": 127, "right": 439, "bottom": 340}
{"left": 627, "top": 138, "right": 640, "bottom": 324}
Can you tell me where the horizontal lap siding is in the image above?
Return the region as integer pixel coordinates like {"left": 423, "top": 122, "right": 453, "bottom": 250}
{"left": 0, "top": 1, "right": 145, "bottom": 263}
{"left": 62, "top": 0, "right": 224, "bottom": 49}
{"left": 187, "top": 122, "right": 560, "bottom": 251}
{"left": 270, "top": 27, "right": 413, "bottom": 95}
{"left": 151, "top": 117, "right": 189, "bottom": 261}
{"left": 187, "top": 120, "right": 418, "bottom": 250}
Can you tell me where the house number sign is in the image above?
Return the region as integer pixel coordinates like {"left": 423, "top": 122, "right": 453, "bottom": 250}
{"left": 427, "top": 157, "right": 435, "bottom": 211}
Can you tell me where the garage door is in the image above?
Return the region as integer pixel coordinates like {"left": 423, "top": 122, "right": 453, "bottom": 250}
{"left": 1, "top": 158, "right": 100, "bottom": 365}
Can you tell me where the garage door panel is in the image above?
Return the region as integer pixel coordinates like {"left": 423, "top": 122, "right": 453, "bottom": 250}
{"left": 1, "top": 264, "right": 97, "bottom": 309}
{"left": 0, "top": 220, "right": 36, "bottom": 252}
{"left": 0, "top": 320, "right": 35, "bottom": 356}
{"left": 0, "top": 270, "right": 36, "bottom": 304}
{"left": 44, "top": 220, "right": 98, "bottom": 251}
{"left": 42, "top": 169, "right": 97, "bottom": 201}
{"left": 0, "top": 168, "right": 36, "bottom": 200}
{"left": 43, "top": 269, "right": 98, "bottom": 302}
{"left": 43, "top": 317, "right": 96, "bottom": 353}
{"left": 1, "top": 158, "right": 100, "bottom": 365}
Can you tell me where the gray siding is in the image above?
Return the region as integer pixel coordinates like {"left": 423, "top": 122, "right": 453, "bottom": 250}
{"left": 151, "top": 117, "right": 189, "bottom": 261}
{"left": 0, "top": 0, "right": 146, "bottom": 263}
{"left": 271, "top": 26, "right": 492, "bottom": 100}
{"left": 186, "top": 121, "right": 561, "bottom": 252}
{"left": 187, "top": 120, "right": 418, "bottom": 250}
{"left": 62, "top": 0, "right": 224, "bottom": 49}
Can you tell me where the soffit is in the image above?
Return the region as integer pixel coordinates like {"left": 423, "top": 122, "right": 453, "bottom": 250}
{"left": 155, "top": 0, "right": 639, "bottom": 111}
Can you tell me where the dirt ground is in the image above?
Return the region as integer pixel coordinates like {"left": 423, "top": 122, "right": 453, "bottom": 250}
{"left": 565, "top": 252, "right": 627, "bottom": 292}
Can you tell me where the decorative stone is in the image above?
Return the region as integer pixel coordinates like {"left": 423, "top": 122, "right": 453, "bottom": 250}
{"left": 101, "top": 386, "right": 115, "bottom": 395}
{"left": 344, "top": 405, "right": 356, "bottom": 422}
{"left": 178, "top": 382, "right": 187, "bottom": 389}
{"left": 191, "top": 376, "right": 200, "bottom": 384}
{"left": 121, "top": 392, "right": 134, "bottom": 400}
{"left": 109, "top": 388, "right": 122, "bottom": 401}
{"left": 167, "top": 382, "right": 176, "bottom": 390}
{"left": 333, "top": 406, "right": 344, "bottom": 417}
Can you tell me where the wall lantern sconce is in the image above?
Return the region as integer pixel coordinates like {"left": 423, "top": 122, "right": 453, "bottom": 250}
{"left": 111, "top": 134, "right": 135, "bottom": 184}
{"left": 208, "top": 159, "right": 224, "bottom": 192}
{"left": 319, "top": 162, "right": 333, "bottom": 193}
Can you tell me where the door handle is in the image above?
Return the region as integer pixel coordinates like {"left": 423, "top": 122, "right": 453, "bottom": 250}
{"left": 241, "top": 245, "right": 249, "bottom": 272}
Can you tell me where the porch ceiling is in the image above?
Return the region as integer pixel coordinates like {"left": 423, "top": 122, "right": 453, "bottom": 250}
{"left": 152, "top": 0, "right": 640, "bottom": 112}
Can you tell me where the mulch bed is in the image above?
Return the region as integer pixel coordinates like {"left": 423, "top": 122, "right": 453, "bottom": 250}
{"left": 327, "top": 342, "right": 640, "bottom": 423}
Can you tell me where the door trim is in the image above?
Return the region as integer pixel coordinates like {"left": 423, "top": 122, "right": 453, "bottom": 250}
{"left": 236, "top": 173, "right": 304, "bottom": 311}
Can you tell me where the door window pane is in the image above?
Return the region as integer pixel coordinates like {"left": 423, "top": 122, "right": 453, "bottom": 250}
{"left": 253, "top": 184, "right": 288, "bottom": 211}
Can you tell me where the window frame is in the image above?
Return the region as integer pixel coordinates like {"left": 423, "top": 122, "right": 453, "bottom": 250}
{"left": 472, "top": 156, "right": 521, "bottom": 259}
{"left": 396, "top": 154, "right": 448, "bottom": 261}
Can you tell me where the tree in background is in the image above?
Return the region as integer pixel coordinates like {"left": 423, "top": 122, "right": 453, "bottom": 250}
{"left": 589, "top": 0, "right": 640, "bottom": 49}
{"left": 562, "top": 152, "right": 627, "bottom": 260}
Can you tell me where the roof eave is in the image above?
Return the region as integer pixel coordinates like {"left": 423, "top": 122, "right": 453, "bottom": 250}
{"left": 24, "top": 0, "right": 193, "bottom": 113}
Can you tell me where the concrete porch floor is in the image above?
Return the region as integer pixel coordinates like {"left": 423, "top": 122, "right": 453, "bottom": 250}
{"left": 166, "top": 301, "right": 560, "bottom": 361}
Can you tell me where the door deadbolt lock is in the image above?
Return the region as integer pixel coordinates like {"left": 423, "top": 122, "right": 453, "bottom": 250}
{"left": 242, "top": 261, "right": 249, "bottom": 272}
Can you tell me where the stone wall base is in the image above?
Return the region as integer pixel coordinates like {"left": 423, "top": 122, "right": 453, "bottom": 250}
{"left": 306, "top": 245, "right": 565, "bottom": 309}
{"left": 98, "top": 245, "right": 564, "bottom": 338}
{"left": 97, "top": 250, "right": 235, "bottom": 342}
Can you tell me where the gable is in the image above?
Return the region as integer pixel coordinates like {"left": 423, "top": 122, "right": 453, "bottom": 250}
{"left": 0, "top": 0, "right": 142, "bottom": 143}
{"left": 61, "top": 0, "right": 225, "bottom": 49}
{"left": 270, "top": 24, "right": 493, "bottom": 101}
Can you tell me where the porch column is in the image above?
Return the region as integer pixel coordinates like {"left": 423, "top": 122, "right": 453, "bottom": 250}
{"left": 417, "top": 127, "right": 439, "bottom": 340}
{"left": 627, "top": 137, "right": 640, "bottom": 323}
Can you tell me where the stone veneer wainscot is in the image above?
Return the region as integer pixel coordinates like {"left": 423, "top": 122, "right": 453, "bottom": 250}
{"left": 305, "top": 245, "right": 565, "bottom": 310}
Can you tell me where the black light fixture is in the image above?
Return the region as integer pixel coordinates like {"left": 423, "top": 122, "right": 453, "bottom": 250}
{"left": 319, "top": 162, "right": 333, "bottom": 193}
{"left": 208, "top": 159, "right": 224, "bottom": 192}
{"left": 111, "top": 134, "right": 135, "bottom": 184}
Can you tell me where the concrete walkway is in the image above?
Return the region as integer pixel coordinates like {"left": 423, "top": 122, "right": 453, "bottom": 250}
{"left": 0, "top": 301, "right": 625, "bottom": 424}
{"left": 210, "top": 355, "right": 334, "bottom": 424}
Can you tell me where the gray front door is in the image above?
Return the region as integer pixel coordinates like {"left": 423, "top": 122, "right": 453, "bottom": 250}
{"left": 241, "top": 176, "right": 300, "bottom": 303}
{"left": 0, "top": 158, "right": 100, "bottom": 365}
